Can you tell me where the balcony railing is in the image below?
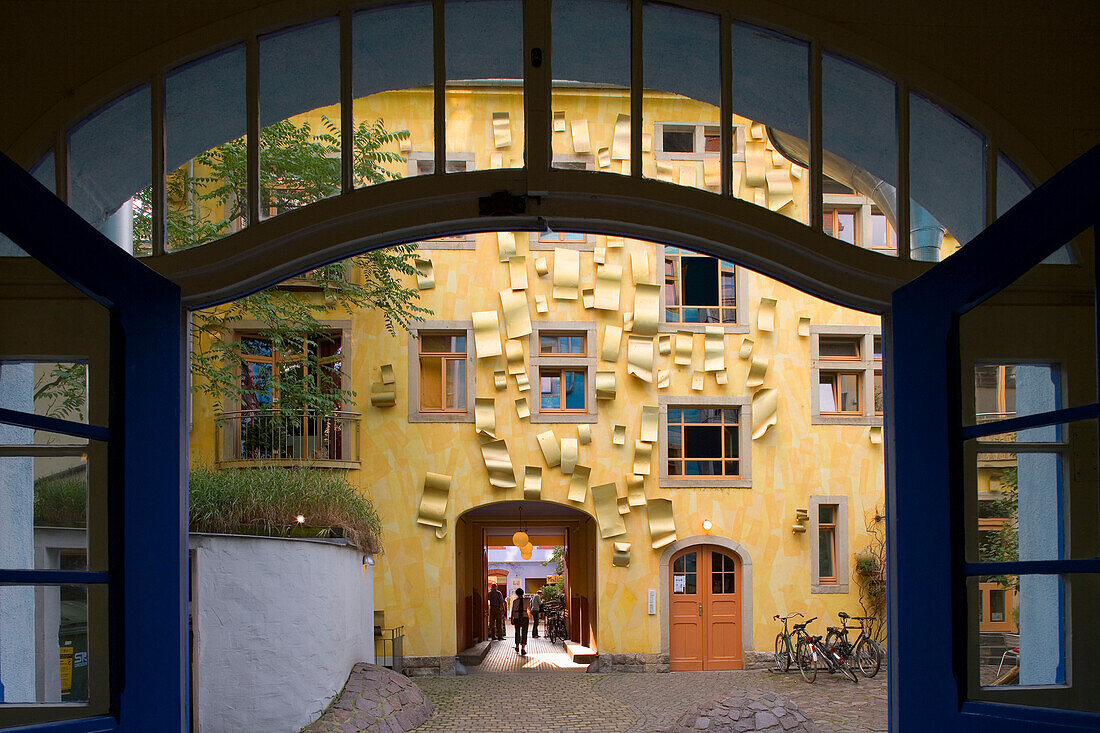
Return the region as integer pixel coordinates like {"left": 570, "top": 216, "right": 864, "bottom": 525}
{"left": 215, "top": 410, "right": 360, "bottom": 465}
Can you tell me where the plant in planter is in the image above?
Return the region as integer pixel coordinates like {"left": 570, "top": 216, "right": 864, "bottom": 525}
{"left": 857, "top": 507, "right": 888, "bottom": 643}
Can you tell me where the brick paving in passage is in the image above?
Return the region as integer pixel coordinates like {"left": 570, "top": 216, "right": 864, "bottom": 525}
{"left": 473, "top": 635, "right": 589, "bottom": 673}
{"left": 413, "top": 667, "right": 886, "bottom": 732}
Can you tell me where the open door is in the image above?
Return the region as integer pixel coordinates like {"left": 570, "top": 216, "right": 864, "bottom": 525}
{"left": 892, "top": 145, "right": 1100, "bottom": 731}
{"left": 0, "top": 154, "right": 184, "bottom": 731}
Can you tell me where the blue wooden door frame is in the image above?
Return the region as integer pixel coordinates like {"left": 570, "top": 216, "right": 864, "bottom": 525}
{"left": 0, "top": 153, "right": 186, "bottom": 732}
{"left": 891, "top": 145, "right": 1100, "bottom": 731}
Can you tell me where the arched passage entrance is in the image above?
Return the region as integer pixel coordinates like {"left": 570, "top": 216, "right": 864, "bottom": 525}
{"left": 455, "top": 501, "right": 598, "bottom": 655}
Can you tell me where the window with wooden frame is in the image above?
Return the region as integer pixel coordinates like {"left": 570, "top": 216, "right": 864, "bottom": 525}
{"left": 665, "top": 406, "right": 741, "bottom": 478}
{"left": 870, "top": 208, "right": 898, "bottom": 250}
{"left": 654, "top": 122, "right": 737, "bottom": 160}
{"left": 817, "top": 504, "right": 839, "bottom": 584}
{"left": 529, "top": 322, "right": 597, "bottom": 423}
{"left": 823, "top": 205, "right": 859, "bottom": 245}
{"left": 538, "top": 230, "right": 587, "bottom": 244}
{"left": 811, "top": 327, "right": 883, "bottom": 425}
{"left": 663, "top": 247, "right": 738, "bottom": 325}
{"left": 974, "top": 364, "right": 1017, "bottom": 423}
{"left": 822, "top": 179, "right": 898, "bottom": 255}
{"left": 809, "top": 495, "right": 849, "bottom": 593}
{"left": 238, "top": 333, "right": 343, "bottom": 410}
{"left": 417, "top": 332, "right": 468, "bottom": 413}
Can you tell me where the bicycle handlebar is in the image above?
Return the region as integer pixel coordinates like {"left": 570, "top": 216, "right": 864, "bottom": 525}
{"left": 773, "top": 612, "right": 805, "bottom": 621}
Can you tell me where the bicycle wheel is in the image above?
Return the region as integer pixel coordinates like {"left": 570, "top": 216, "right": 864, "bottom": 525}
{"left": 856, "top": 638, "right": 883, "bottom": 678}
{"left": 837, "top": 655, "right": 860, "bottom": 684}
{"left": 774, "top": 633, "right": 791, "bottom": 672}
{"left": 796, "top": 639, "right": 817, "bottom": 683}
{"left": 824, "top": 629, "right": 843, "bottom": 656}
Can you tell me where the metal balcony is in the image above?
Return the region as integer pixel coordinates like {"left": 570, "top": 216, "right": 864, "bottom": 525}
{"left": 215, "top": 409, "right": 361, "bottom": 466}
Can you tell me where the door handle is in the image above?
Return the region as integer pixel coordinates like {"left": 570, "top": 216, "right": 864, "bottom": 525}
{"left": 698, "top": 602, "right": 703, "bottom": 617}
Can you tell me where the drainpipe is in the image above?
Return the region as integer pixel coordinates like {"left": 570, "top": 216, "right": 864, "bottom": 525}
{"left": 909, "top": 201, "right": 946, "bottom": 262}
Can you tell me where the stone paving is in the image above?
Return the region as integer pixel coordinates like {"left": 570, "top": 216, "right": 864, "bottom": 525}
{"left": 302, "top": 663, "right": 433, "bottom": 733}
{"left": 472, "top": 636, "right": 589, "bottom": 673}
{"left": 413, "top": 667, "right": 886, "bottom": 732}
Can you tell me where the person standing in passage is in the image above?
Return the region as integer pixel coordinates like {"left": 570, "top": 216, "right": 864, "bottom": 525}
{"left": 511, "top": 587, "right": 530, "bottom": 655}
{"left": 488, "top": 584, "right": 505, "bottom": 640}
{"left": 530, "top": 589, "right": 542, "bottom": 638}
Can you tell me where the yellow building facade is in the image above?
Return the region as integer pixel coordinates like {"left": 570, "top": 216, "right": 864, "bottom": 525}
{"left": 188, "top": 84, "right": 888, "bottom": 674}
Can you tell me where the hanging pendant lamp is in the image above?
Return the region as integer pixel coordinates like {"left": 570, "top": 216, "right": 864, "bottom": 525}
{"left": 512, "top": 503, "right": 529, "bottom": 548}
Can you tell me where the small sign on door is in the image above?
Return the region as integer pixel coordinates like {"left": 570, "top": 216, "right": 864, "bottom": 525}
{"left": 673, "top": 574, "right": 686, "bottom": 593}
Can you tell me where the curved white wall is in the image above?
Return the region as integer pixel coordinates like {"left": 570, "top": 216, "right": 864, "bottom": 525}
{"left": 190, "top": 534, "right": 374, "bottom": 733}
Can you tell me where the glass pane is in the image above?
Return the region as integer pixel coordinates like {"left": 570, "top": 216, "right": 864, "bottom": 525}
{"left": 445, "top": 359, "right": 466, "bottom": 409}
{"left": 683, "top": 425, "right": 721, "bottom": 458}
{"left": 259, "top": 19, "right": 341, "bottom": 220}
{"left": 910, "top": 93, "right": 985, "bottom": 260}
{"left": 68, "top": 85, "right": 151, "bottom": 254}
{"left": 684, "top": 460, "right": 722, "bottom": 475}
{"left": 421, "top": 334, "right": 465, "bottom": 353}
{"left": 724, "top": 573, "right": 736, "bottom": 594}
{"left": 818, "top": 377, "right": 837, "bottom": 412}
{"left": 673, "top": 556, "right": 684, "bottom": 572}
{"left": 684, "top": 574, "right": 696, "bottom": 594}
{"left": 352, "top": 3, "right": 433, "bottom": 188}
{"left": 972, "top": 574, "right": 1065, "bottom": 688}
{"left": 723, "top": 426, "right": 738, "bottom": 458}
{"left": 563, "top": 370, "right": 586, "bottom": 410}
{"left": 419, "top": 357, "right": 443, "bottom": 410}
{"left": 684, "top": 552, "right": 696, "bottom": 572}
{"left": 731, "top": 23, "right": 809, "bottom": 222}
{"left": 164, "top": 45, "right": 247, "bottom": 252}
{"left": 820, "top": 337, "right": 860, "bottom": 358}
{"left": 838, "top": 373, "right": 861, "bottom": 411}
{"left": 819, "top": 505, "right": 835, "bottom": 524}
{"left": 874, "top": 372, "right": 884, "bottom": 414}
{"left": 643, "top": 3, "right": 720, "bottom": 191}
{"left": 551, "top": 0, "right": 630, "bottom": 175}
{"left": 0, "top": 454, "right": 89, "bottom": 569}
{"left": 0, "top": 584, "right": 90, "bottom": 702}
{"left": 667, "top": 425, "right": 682, "bottom": 457}
{"left": 540, "top": 374, "right": 562, "bottom": 409}
{"left": 822, "top": 55, "right": 898, "bottom": 256}
{"left": 446, "top": 0, "right": 524, "bottom": 171}
{"left": 818, "top": 528, "right": 835, "bottom": 578}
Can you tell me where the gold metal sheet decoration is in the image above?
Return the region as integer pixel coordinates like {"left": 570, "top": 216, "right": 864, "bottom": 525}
{"left": 632, "top": 283, "right": 661, "bottom": 336}
{"left": 492, "top": 111, "right": 512, "bottom": 148}
{"left": 606, "top": 236, "right": 624, "bottom": 248}
{"left": 399, "top": 135, "right": 412, "bottom": 152}
{"left": 497, "top": 231, "right": 516, "bottom": 262}
{"left": 490, "top": 152, "right": 504, "bottom": 168}
{"left": 380, "top": 364, "right": 395, "bottom": 384}
{"left": 577, "top": 423, "right": 592, "bottom": 445}
{"left": 656, "top": 369, "right": 670, "bottom": 389}
{"left": 746, "top": 355, "right": 769, "bottom": 388}
{"left": 631, "top": 248, "right": 650, "bottom": 284}
{"left": 571, "top": 119, "right": 591, "bottom": 153}
{"left": 553, "top": 111, "right": 566, "bottom": 132}
{"left": 535, "top": 257, "right": 549, "bottom": 276}
{"left": 678, "top": 165, "right": 697, "bottom": 188}
{"left": 754, "top": 188, "right": 766, "bottom": 207}
{"left": 618, "top": 497, "right": 631, "bottom": 515}
{"left": 475, "top": 397, "right": 497, "bottom": 438}
{"left": 627, "top": 335, "right": 654, "bottom": 382}
{"left": 568, "top": 465, "right": 591, "bottom": 503}
{"left": 595, "top": 370, "right": 617, "bottom": 400}
{"left": 523, "top": 466, "right": 542, "bottom": 500}
{"left": 481, "top": 439, "right": 517, "bottom": 488}
{"left": 791, "top": 164, "right": 803, "bottom": 180}
{"left": 797, "top": 317, "right": 811, "bottom": 337}
{"left": 537, "top": 430, "right": 561, "bottom": 467}
{"left": 416, "top": 472, "right": 452, "bottom": 528}
{"left": 640, "top": 405, "right": 659, "bottom": 443}
{"left": 494, "top": 370, "right": 507, "bottom": 390}
{"left": 612, "top": 424, "right": 627, "bottom": 445}
{"left": 435, "top": 520, "right": 447, "bottom": 539}
{"left": 552, "top": 248, "right": 580, "bottom": 300}
{"left": 627, "top": 474, "right": 646, "bottom": 506}
{"left": 601, "top": 325, "right": 623, "bottom": 361}
{"left": 757, "top": 297, "right": 777, "bottom": 332}
{"left": 751, "top": 388, "right": 779, "bottom": 440}
{"left": 592, "top": 482, "right": 627, "bottom": 538}
{"left": 731, "top": 162, "right": 743, "bottom": 197}
{"left": 750, "top": 122, "right": 764, "bottom": 140}
{"left": 612, "top": 114, "right": 631, "bottom": 160}
{"left": 505, "top": 339, "right": 525, "bottom": 374}
{"left": 472, "top": 310, "right": 503, "bottom": 358}
{"left": 515, "top": 373, "right": 531, "bottom": 391}
{"left": 691, "top": 372, "right": 705, "bottom": 391}
{"left": 745, "top": 141, "right": 766, "bottom": 187}
{"left": 499, "top": 288, "right": 532, "bottom": 339}
{"left": 582, "top": 288, "right": 595, "bottom": 309}
{"left": 647, "top": 498, "right": 677, "bottom": 549}
{"left": 633, "top": 440, "right": 653, "bottom": 475}
{"left": 515, "top": 397, "right": 530, "bottom": 419}
{"left": 623, "top": 311, "right": 634, "bottom": 331}
{"left": 715, "top": 370, "right": 728, "bottom": 386}
{"left": 414, "top": 257, "right": 435, "bottom": 290}
{"left": 642, "top": 132, "right": 653, "bottom": 153}
{"left": 655, "top": 160, "right": 674, "bottom": 181}
{"left": 703, "top": 158, "right": 720, "bottom": 188}
{"left": 612, "top": 541, "right": 631, "bottom": 567}
{"left": 704, "top": 326, "right": 725, "bottom": 372}
{"left": 771, "top": 150, "right": 786, "bottom": 167}
{"left": 766, "top": 169, "right": 794, "bottom": 211}
{"left": 561, "top": 438, "right": 579, "bottom": 474}
{"left": 535, "top": 295, "right": 549, "bottom": 313}
{"left": 593, "top": 244, "right": 606, "bottom": 265}
{"left": 738, "top": 337, "right": 754, "bottom": 359}
{"left": 509, "top": 256, "right": 528, "bottom": 290}
{"left": 869, "top": 426, "right": 883, "bottom": 445}
{"left": 675, "top": 331, "right": 694, "bottom": 365}
{"left": 657, "top": 334, "right": 672, "bottom": 356}
{"left": 594, "top": 264, "right": 623, "bottom": 311}
{"left": 370, "top": 382, "right": 396, "bottom": 407}
{"left": 597, "top": 147, "right": 611, "bottom": 168}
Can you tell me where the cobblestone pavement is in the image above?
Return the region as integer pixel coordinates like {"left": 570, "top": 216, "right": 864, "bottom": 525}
{"left": 413, "top": 668, "right": 886, "bottom": 732}
{"left": 472, "top": 636, "right": 589, "bottom": 673}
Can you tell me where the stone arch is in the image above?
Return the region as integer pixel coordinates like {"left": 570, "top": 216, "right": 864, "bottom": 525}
{"left": 658, "top": 534, "right": 754, "bottom": 658}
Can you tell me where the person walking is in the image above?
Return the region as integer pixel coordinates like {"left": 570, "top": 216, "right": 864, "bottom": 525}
{"left": 488, "top": 584, "right": 505, "bottom": 640}
{"left": 510, "top": 587, "right": 530, "bottom": 655}
{"left": 530, "top": 590, "right": 542, "bottom": 638}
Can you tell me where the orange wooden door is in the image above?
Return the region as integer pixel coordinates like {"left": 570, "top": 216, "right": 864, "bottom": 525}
{"left": 669, "top": 548, "right": 704, "bottom": 670}
{"left": 705, "top": 549, "right": 742, "bottom": 669}
{"left": 669, "top": 546, "right": 743, "bottom": 670}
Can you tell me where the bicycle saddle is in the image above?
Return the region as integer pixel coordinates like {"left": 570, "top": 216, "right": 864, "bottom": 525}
{"left": 838, "top": 611, "right": 850, "bottom": 619}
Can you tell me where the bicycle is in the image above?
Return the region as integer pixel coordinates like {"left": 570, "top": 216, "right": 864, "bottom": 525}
{"left": 824, "top": 611, "right": 883, "bottom": 678}
{"left": 542, "top": 601, "right": 569, "bottom": 644}
{"left": 796, "top": 623, "right": 859, "bottom": 684}
{"left": 772, "top": 612, "right": 809, "bottom": 672}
